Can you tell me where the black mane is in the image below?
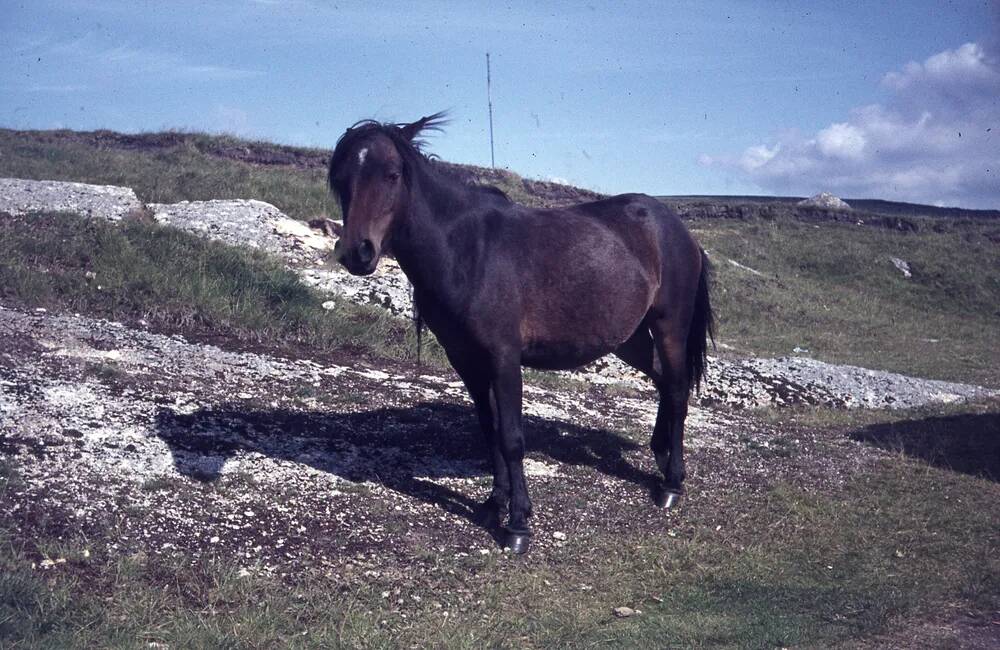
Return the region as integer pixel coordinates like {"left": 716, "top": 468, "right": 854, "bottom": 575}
{"left": 328, "top": 112, "right": 510, "bottom": 204}
{"left": 328, "top": 113, "right": 448, "bottom": 192}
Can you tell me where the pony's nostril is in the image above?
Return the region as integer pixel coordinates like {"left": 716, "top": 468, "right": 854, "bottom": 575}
{"left": 358, "top": 239, "right": 375, "bottom": 265}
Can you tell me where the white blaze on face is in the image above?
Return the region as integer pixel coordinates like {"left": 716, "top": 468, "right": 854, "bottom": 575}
{"left": 357, "top": 147, "right": 368, "bottom": 167}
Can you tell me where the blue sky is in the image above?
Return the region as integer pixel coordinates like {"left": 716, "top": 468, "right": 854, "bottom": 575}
{"left": 1, "top": 1, "right": 997, "bottom": 207}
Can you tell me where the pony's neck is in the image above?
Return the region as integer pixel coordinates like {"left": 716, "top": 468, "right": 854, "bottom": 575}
{"left": 390, "top": 161, "right": 470, "bottom": 292}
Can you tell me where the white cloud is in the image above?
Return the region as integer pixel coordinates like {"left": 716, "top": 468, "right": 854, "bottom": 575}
{"left": 815, "top": 122, "right": 866, "bottom": 159}
{"left": 883, "top": 42, "right": 998, "bottom": 95}
{"left": 703, "top": 42, "right": 1000, "bottom": 208}
{"left": 739, "top": 143, "right": 780, "bottom": 170}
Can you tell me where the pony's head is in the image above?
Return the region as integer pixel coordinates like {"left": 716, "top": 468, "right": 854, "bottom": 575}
{"left": 327, "top": 112, "right": 446, "bottom": 275}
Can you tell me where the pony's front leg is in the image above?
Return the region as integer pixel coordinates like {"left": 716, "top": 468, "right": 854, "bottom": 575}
{"left": 448, "top": 353, "right": 509, "bottom": 531}
{"left": 492, "top": 356, "right": 532, "bottom": 554}
{"left": 469, "top": 383, "right": 509, "bottom": 530}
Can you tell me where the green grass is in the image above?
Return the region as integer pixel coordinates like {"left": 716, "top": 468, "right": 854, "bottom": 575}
{"left": 0, "top": 129, "right": 337, "bottom": 221}
{"left": 3, "top": 457, "right": 996, "bottom": 648}
{"left": 694, "top": 218, "right": 1000, "bottom": 386}
{"left": 0, "top": 211, "right": 427, "bottom": 362}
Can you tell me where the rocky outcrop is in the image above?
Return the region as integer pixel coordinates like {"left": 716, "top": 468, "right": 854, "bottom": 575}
{"left": 299, "top": 262, "right": 414, "bottom": 317}
{"left": 0, "top": 177, "right": 142, "bottom": 221}
{"left": 150, "top": 199, "right": 302, "bottom": 255}
{"left": 149, "top": 199, "right": 333, "bottom": 263}
{"left": 560, "top": 353, "right": 996, "bottom": 410}
{"left": 149, "top": 199, "right": 417, "bottom": 317}
{"left": 798, "top": 192, "right": 851, "bottom": 210}
{"left": 702, "top": 356, "right": 995, "bottom": 410}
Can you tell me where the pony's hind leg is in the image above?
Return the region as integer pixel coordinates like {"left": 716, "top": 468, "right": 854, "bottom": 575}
{"left": 615, "top": 325, "right": 682, "bottom": 507}
{"left": 648, "top": 318, "right": 692, "bottom": 508}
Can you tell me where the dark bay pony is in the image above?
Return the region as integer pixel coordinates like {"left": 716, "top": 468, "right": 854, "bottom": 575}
{"left": 327, "top": 113, "right": 713, "bottom": 554}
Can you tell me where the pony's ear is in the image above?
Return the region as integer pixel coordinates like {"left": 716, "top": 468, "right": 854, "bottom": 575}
{"left": 399, "top": 112, "right": 448, "bottom": 143}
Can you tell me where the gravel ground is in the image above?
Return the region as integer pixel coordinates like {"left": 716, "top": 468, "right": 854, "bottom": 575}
{"left": 1, "top": 305, "right": 877, "bottom": 579}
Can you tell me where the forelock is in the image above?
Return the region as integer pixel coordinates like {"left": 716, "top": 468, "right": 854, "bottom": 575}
{"left": 333, "top": 123, "right": 420, "bottom": 182}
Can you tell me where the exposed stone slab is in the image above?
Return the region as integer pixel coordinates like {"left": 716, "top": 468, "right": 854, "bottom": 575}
{"left": 0, "top": 178, "right": 142, "bottom": 221}
{"left": 149, "top": 199, "right": 328, "bottom": 257}
{"left": 560, "top": 353, "right": 997, "bottom": 411}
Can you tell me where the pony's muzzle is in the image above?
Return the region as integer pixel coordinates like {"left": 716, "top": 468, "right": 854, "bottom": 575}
{"left": 357, "top": 239, "right": 376, "bottom": 265}
{"left": 337, "top": 238, "right": 378, "bottom": 276}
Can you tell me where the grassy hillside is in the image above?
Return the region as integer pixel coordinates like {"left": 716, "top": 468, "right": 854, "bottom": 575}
{"left": 0, "top": 128, "right": 600, "bottom": 218}
{"left": 0, "top": 129, "right": 337, "bottom": 221}
{"left": 695, "top": 217, "right": 1000, "bottom": 385}
{"left": 661, "top": 194, "right": 1000, "bottom": 220}
{"left": 1, "top": 127, "right": 997, "bottom": 385}
{"left": 1, "top": 128, "right": 998, "bottom": 650}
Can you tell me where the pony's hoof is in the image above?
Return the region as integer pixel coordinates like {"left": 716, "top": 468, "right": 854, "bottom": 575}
{"left": 504, "top": 531, "right": 531, "bottom": 555}
{"left": 655, "top": 487, "right": 683, "bottom": 509}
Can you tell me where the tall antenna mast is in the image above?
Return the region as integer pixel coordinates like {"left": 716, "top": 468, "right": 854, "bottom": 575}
{"left": 486, "top": 52, "right": 495, "bottom": 169}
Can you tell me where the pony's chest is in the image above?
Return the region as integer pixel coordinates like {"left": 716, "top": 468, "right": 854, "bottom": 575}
{"left": 413, "top": 289, "right": 472, "bottom": 343}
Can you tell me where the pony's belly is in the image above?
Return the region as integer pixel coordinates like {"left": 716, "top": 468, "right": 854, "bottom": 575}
{"left": 520, "top": 340, "right": 614, "bottom": 371}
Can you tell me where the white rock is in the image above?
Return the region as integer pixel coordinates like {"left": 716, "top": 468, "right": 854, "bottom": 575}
{"left": 798, "top": 192, "right": 851, "bottom": 210}
{"left": 273, "top": 217, "right": 333, "bottom": 250}
{"left": 889, "top": 256, "right": 912, "bottom": 277}
{"left": 149, "top": 199, "right": 291, "bottom": 254}
{"left": 613, "top": 606, "right": 640, "bottom": 618}
{"left": 0, "top": 178, "right": 142, "bottom": 221}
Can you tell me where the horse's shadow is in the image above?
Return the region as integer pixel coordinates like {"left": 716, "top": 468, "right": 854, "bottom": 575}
{"left": 151, "top": 401, "right": 657, "bottom": 541}
{"left": 849, "top": 411, "right": 1000, "bottom": 482}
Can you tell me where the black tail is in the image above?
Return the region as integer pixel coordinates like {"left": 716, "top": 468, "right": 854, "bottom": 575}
{"left": 687, "top": 249, "right": 715, "bottom": 391}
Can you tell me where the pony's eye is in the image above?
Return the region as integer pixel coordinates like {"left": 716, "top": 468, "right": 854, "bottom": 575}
{"left": 386, "top": 171, "right": 401, "bottom": 182}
